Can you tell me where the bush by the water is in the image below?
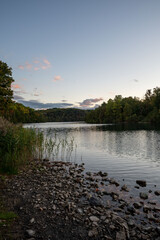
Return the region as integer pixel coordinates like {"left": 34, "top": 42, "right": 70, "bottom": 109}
{"left": 0, "top": 117, "right": 43, "bottom": 174}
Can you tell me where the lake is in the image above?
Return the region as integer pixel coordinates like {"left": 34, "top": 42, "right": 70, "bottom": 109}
{"left": 24, "top": 122, "right": 160, "bottom": 190}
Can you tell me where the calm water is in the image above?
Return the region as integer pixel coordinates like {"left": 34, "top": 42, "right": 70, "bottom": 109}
{"left": 24, "top": 122, "right": 160, "bottom": 189}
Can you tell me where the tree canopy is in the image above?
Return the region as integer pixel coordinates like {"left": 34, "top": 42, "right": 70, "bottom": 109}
{"left": 86, "top": 87, "right": 160, "bottom": 124}
{"left": 0, "top": 60, "right": 14, "bottom": 112}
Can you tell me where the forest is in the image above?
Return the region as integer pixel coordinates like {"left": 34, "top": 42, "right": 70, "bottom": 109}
{"left": 85, "top": 88, "right": 160, "bottom": 124}
{"left": 0, "top": 60, "right": 160, "bottom": 124}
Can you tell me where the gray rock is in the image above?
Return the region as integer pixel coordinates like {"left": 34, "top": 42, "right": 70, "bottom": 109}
{"left": 140, "top": 192, "right": 148, "bottom": 199}
{"left": 154, "top": 190, "right": 160, "bottom": 196}
{"left": 116, "top": 230, "right": 126, "bottom": 240}
{"left": 127, "top": 205, "right": 136, "bottom": 214}
{"left": 136, "top": 180, "right": 147, "bottom": 187}
{"left": 89, "top": 216, "right": 100, "bottom": 222}
{"left": 133, "top": 202, "right": 142, "bottom": 209}
{"left": 30, "top": 218, "right": 35, "bottom": 223}
{"left": 109, "top": 178, "right": 120, "bottom": 186}
{"left": 88, "top": 196, "right": 103, "bottom": 206}
{"left": 88, "top": 228, "right": 98, "bottom": 237}
{"left": 121, "top": 184, "right": 129, "bottom": 192}
{"left": 26, "top": 230, "right": 36, "bottom": 236}
{"left": 143, "top": 205, "right": 151, "bottom": 213}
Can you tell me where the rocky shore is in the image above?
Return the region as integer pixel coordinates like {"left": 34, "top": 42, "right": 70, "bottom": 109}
{"left": 0, "top": 159, "right": 160, "bottom": 240}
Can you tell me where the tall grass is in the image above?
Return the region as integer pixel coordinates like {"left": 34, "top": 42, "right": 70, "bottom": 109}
{"left": 0, "top": 117, "right": 43, "bottom": 174}
{"left": 43, "top": 132, "right": 76, "bottom": 162}
{"left": 0, "top": 118, "right": 77, "bottom": 174}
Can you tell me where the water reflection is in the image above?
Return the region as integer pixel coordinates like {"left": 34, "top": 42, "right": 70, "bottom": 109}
{"left": 24, "top": 122, "right": 160, "bottom": 187}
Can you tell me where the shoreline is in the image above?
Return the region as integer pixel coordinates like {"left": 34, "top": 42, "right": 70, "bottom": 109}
{"left": 0, "top": 159, "right": 160, "bottom": 240}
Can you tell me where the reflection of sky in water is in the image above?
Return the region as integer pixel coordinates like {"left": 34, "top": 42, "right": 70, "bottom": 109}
{"left": 24, "top": 122, "right": 160, "bottom": 188}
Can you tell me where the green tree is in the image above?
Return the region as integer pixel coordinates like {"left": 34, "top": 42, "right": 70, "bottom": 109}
{"left": 0, "top": 61, "right": 14, "bottom": 116}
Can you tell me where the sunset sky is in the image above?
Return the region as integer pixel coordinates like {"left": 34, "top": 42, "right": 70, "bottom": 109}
{"left": 1, "top": 0, "right": 160, "bottom": 109}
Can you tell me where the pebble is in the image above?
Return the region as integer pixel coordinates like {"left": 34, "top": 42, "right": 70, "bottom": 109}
{"left": 89, "top": 216, "right": 100, "bottom": 222}
{"left": 26, "top": 229, "right": 36, "bottom": 236}
{"left": 140, "top": 192, "right": 148, "bottom": 200}
{"left": 2, "top": 159, "right": 160, "bottom": 240}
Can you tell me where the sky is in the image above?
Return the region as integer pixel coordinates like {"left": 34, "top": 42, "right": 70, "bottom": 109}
{"left": 1, "top": 0, "right": 160, "bottom": 109}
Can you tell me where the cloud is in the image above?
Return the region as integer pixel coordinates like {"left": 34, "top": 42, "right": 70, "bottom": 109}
{"left": 41, "top": 65, "right": 49, "bottom": 70}
{"left": 133, "top": 79, "right": 139, "bottom": 83}
{"left": 25, "top": 62, "right": 32, "bottom": 70}
{"left": 16, "top": 99, "right": 73, "bottom": 109}
{"left": 18, "top": 65, "right": 25, "bottom": 70}
{"left": 78, "top": 98, "right": 103, "bottom": 108}
{"left": 12, "top": 84, "right": 21, "bottom": 89}
{"left": 61, "top": 100, "right": 67, "bottom": 102}
{"left": 18, "top": 58, "right": 51, "bottom": 71}
{"left": 53, "top": 75, "right": 62, "bottom": 82}
{"left": 34, "top": 67, "right": 39, "bottom": 71}
{"left": 13, "top": 95, "right": 25, "bottom": 100}
{"left": 43, "top": 58, "right": 51, "bottom": 65}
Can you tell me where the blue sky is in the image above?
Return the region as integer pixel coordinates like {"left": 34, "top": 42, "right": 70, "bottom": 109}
{"left": 1, "top": 0, "right": 160, "bottom": 109}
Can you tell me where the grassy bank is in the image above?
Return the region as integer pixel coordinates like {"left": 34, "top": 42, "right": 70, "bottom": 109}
{"left": 0, "top": 117, "right": 44, "bottom": 239}
{"left": 0, "top": 117, "right": 43, "bottom": 174}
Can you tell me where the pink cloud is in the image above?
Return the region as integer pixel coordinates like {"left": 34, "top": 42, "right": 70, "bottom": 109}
{"left": 41, "top": 65, "right": 49, "bottom": 70}
{"left": 12, "top": 84, "right": 21, "bottom": 89}
{"left": 34, "top": 67, "right": 39, "bottom": 71}
{"left": 25, "top": 62, "right": 32, "bottom": 70}
{"left": 53, "top": 75, "right": 62, "bottom": 82}
{"left": 18, "top": 58, "right": 51, "bottom": 71}
{"left": 18, "top": 65, "right": 24, "bottom": 70}
{"left": 43, "top": 58, "right": 51, "bottom": 65}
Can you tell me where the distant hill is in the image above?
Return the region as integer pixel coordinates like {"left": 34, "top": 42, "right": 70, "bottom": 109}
{"left": 38, "top": 108, "right": 89, "bottom": 122}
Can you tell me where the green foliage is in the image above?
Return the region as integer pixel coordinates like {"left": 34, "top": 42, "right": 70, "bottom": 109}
{"left": 0, "top": 117, "right": 43, "bottom": 174}
{"left": 38, "top": 108, "right": 88, "bottom": 122}
{"left": 0, "top": 61, "right": 14, "bottom": 110}
{"left": 0, "top": 211, "right": 17, "bottom": 221}
{"left": 86, "top": 87, "right": 160, "bottom": 124}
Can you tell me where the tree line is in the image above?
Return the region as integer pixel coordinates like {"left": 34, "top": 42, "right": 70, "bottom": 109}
{"left": 1, "top": 60, "right": 160, "bottom": 124}
{"left": 85, "top": 88, "right": 160, "bottom": 124}
{"left": 0, "top": 60, "right": 88, "bottom": 123}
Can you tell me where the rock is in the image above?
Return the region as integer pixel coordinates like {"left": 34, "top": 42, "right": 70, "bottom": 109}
{"left": 89, "top": 216, "right": 100, "bottom": 222}
{"left": 77, "top": 208, "right": 83, "bottom": 214}
{"left": 133, "top": 202, "right": 142, "bottom": 209}
{"left": 136, "top": 180, "right": 147, "bottom": 187}
{"left": 127, "top": 205, "right": 136, "bottom": 214}
{"left": 156, "top": 226, "right": 160, "bottom": 233}
{"left": 88, "top": 228, "right": 98, "bottom": 237}
{"left": 147, "top": 213, "right": 155, "bottom": 221}
{"left": 148, "top": 200, "right": 156, "bottom": 205}
{"left": 140, "top": 192, "right": 148, "bottom": 199}
{"left": 88, "top": 196, "right": 102, "bottom": 206}
{"left": 154, "top": 190, "right": 160, "bottom": 196}
{"left": 109, "top": 178, "right": 120, "bottom": 186}
{"left": 128, "top": 219, "right": 135, "bottom": 227}
{"left": 26, "top": 229, "right": 36, "bottom": 236}
{"left": 121, "top": 184, "right": 129, "bottom": 192}
{"left": 30, "top": 218, "right": 35, "bottom": 223}
{"left": 116, "top": 230, "right": 126, "bottom": 240}
{"left": 143, "top": 205, "right": 151, "bottom": 213}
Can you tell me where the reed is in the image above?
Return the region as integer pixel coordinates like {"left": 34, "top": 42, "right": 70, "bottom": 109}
{"left": 43, "top": 131, "right": 76, "bottom": 162}
{"left": 0, "top": 118, "right": 76, "bottom": 174}
{"left": 0, "top": 117, "right": 43, "bottom": 174}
